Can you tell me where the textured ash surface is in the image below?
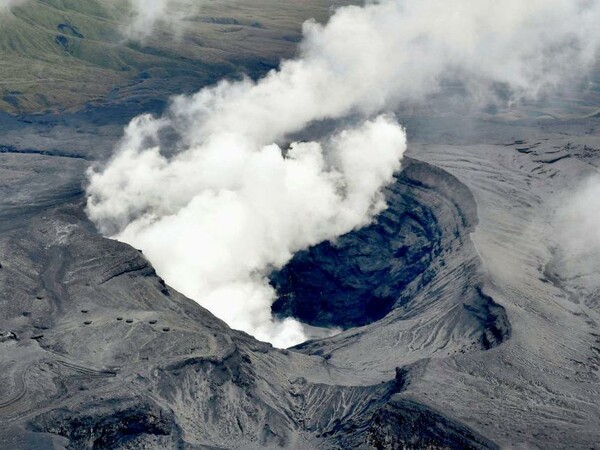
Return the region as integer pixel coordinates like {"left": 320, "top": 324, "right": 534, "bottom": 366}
{"left": 1, "top": 112, "right": 599, "bottom": 449}
{"left": 1, "top": 4, "right": 600, "bottom": 447}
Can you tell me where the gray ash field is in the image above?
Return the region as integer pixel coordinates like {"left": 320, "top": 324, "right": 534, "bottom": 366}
{"left": 1, "top": 1, "right": 600, "bottom": 450}
{"left": 2, "top": 114, "right": 599, "bottom": 449}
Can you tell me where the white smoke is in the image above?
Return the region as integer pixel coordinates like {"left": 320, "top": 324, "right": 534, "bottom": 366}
{"left": 0, "top": 0, "right": 27, "bottom": 13}
{"left": 557, "top": 176, "right": 600, "bottom": 258}
{"left": 88, "top": 114, "right": 405, "bottom": 347}
{"left": 123, "top": 0, "right": 199, "bottom": 41}
{"left": 552, "top": 174, "right": 600, "bottom": 307}
{"left": 87, "top": 0, "right": 600, "bottom": 347}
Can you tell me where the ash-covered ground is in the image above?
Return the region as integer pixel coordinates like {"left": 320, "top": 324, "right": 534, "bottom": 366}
{"left": 1, "top": 1, "right": 600, "bottom": 449}
{"left": 2, "top": 106, "right": 600, "bottom": 449}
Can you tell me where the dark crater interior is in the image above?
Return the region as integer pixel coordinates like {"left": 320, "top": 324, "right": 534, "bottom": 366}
{"left": 270, "top": 157, "right": 479, "bottom": 329}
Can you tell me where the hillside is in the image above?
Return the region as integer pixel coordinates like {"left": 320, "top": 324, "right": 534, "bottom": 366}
{"left": 0, "top": 0, "right": 355, "bottom": 113}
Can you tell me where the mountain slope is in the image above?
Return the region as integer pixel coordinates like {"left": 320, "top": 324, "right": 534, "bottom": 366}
{"left": 1, "top": 120, "right": 599, "bottom": 448}
{"left": 0, "top": 0, "right": 356, "bottom": 113}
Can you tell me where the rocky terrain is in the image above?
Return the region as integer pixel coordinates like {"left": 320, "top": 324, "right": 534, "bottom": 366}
{"left": 1, "top": 110, "right": 599, "bottom": 448}
{"left": 1, "top": 1, "right": 600, "bottom": 450}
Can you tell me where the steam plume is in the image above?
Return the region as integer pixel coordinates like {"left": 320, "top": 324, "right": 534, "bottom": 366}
{"left": 0, "top": 0, "right": 27, "bottom": 13}
{"left": 125, "top": 0, "right": 169, "bottom": 40}
{"left": 87, "top": 0, "right": 600, "bottom": 347}
{"left": 557, "top": 176, "right": 600, "bottom": 259}
{"left": 123, "top": 0, "right": 199, "bottom": 41}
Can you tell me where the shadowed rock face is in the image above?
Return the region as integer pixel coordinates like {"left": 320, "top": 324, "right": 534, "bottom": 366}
{"left": 30, "top": 402, "right": 179, "bottom": 449}
{"left": 364, "top": 399, "right": 499, "bottom": 450}
{"left": 271, "top": 158, "right": 447, "bottom": 328}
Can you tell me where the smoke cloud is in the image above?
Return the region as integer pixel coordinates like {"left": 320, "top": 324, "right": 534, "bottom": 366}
{"left": 557, "top": 176, "right": 600, "bottom": 258}
{"left": 88, "top": 114, "right": 405, "bottom": 347}
{"left": 0, "top": 0, "right": 27, "bottom": 13}
{"left": 87, "top": 0, "right": 600, "bottom": 347}
{"left": 125, "top": 0, "right": 169, "bottom": 40}
{"left": 552, "top": 174, "right": 600, "bottom": 307}
{"left": 123, "top": 0, "right": 199, "bottom": 41}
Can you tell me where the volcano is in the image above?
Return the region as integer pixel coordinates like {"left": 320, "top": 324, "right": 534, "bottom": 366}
{"left": 1, "top": 1, "right": 600, "bottom": 449}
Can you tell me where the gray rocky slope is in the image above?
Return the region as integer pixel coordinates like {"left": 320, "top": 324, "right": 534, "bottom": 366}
{"left": 0, "top": 108, "right": 599, "bottom": 449}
